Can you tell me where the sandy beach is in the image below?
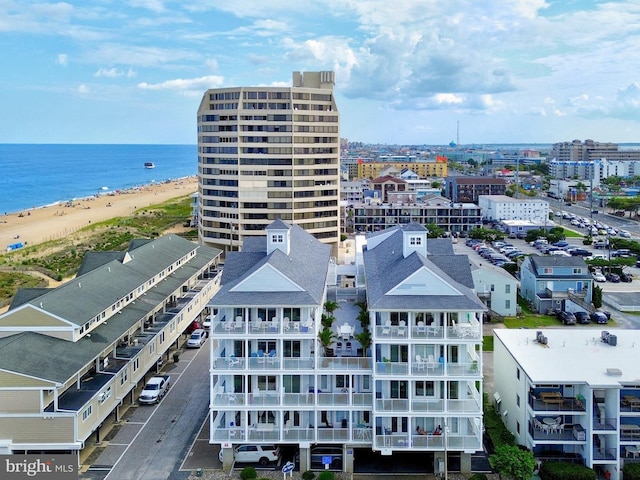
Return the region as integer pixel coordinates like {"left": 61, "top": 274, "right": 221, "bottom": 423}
{"left": 0, "top": 177, "right": 198, "bottom": 253}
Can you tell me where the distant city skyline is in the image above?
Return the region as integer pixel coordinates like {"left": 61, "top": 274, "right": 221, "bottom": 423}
{"left": 2, "top": 1, "right": 640, "bottom": 145}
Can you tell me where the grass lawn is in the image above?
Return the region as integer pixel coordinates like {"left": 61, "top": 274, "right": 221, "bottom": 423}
{"left": 483, "top": 335, "right": 494, "bottom": 351}
{"left": 504, "top": 315, "right": 560, "bottom": 328}
{"left": 562, "top": 229, "right": 584, "bottom": 238}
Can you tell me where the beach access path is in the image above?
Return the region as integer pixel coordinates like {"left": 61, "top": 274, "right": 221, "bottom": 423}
{"left": 0, "top": 177, "right": 198, "bottom": 253}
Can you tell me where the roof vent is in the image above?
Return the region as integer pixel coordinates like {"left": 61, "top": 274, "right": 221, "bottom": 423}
{"left": 606, "top": 368, "right": 622, "bottom": 376}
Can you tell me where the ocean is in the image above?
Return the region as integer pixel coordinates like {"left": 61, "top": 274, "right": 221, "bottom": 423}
{"left": 0, "top": 144, "right": 197, "bottom": 214}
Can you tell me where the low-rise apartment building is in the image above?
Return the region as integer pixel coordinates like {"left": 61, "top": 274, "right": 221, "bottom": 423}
{"left": 445, "top": 177, "right": 508, "bottom": 203}
{"left": 478, "top": 195, "right": 549, "bottom": 224}
{"left": 0, "top": 235, "right": 221, "bottom": 459}
{"left": 494, "top": 328, "right": 640, "bottom": 480}
{"left": 210, "top": 220, "right": 485, "bottom": 474}
{"left": 351, "top": 197, "right": 482, "bottom": 234}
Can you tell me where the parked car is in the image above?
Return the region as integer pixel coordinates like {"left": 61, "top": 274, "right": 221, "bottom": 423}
{"left": 590, "top": 312, "right": 609, "bottom": 324}
{"left": 574, "top": 311, "right": 590, "bottom": 324}
{"left": 557, "top": 311, "right": 577, "bottom": 325}
{"left": 553, "top": 240, "right": 570, "bottom": 248}
{"left": 620, "top": 272, "right": 633, "bottom": 283}
{"left": 592, "top": 271, "right": 606, "bottom": 282}
{"left": 219, "top": 444, "right": 281, "bottom": 466}
{"left": 310, "top": 445, "right": 344, "bottom": 470}
{"left": 186, "top": 329, "right": 207, "bottom": 348}
{"left": 138, "top": 375, "right": 170, "bottom": 405}
{"left": 605, "top": 272, "right": 621, "bottom": 283}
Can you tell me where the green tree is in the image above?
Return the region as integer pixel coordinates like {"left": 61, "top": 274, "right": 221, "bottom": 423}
{"left": 425, "top": 223, "right": 445, "bottom": 238}
{"left": 489, "top": 444, "right": 536, "bottom": 480}
{"left": 354, "top": 329, "right": 372, "bottom": 357}
{"left": 431, "top": 180, "right": 441, "bottom": 189}
{"left": 592, "top": 284, "right": 603, "bottom": 309}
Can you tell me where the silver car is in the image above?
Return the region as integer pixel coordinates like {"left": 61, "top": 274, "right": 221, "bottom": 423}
{"left": 186, "top": 329, "right": 207, "bottom": 348}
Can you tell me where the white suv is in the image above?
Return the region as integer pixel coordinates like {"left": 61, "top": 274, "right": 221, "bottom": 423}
{"left": 219, "top": 444, "right": 281, "bottom": 466}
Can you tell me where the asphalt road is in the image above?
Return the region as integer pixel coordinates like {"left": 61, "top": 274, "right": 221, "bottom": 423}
{"left": 81, "top": 340, "right": 212, "bottom": 480}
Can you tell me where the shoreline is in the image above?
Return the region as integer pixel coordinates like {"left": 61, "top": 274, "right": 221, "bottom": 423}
{"left": 1, "top": 176, "right": 198, "bottom": 253}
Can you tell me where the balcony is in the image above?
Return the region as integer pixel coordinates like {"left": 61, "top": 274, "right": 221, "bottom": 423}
{"left": 529, "top": 392, "right": 586, "bottom": 413}
{"left": 388, "top": 360, "right": 480, "bottom": 377}
{"left": 375, "top": 323, "right": 480, "bottom": 340}
{"left": 211, "top": 390, "right": 373, "bottom": 408}
{"left": 621, "top": 395, "right": 640, "bottom": 412}
{"left": 529, "top": 419, "right": 586, "bottom": 442}
{"left": 211, "top": 316, "right": 315, "bottom": 336}
{"left": 592, "top": 447, "right": 617, "bottom": 461}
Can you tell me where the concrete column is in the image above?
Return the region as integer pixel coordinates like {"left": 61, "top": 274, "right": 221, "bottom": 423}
{"left": 434, "top": 451, "right": 445, "bottom": 476}
{"left": 221, "top": 447, "right": 234, "bottom": 472}
{"left": 299, "top": 447, "right": 310, "bottom": 472}
{"left": 460, "top": 452, "right": 472, "bottom": 473}
{"left": 344, "top": 446, "right": 354, "bottom": 473}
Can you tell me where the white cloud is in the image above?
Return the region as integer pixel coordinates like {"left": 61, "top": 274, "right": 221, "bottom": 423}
{"left": 137, "top": 75, "right": 225, "bottom": 95}
{"left": 76, "top": 84, "right": 89, "bottom": 94}
{"left": 56, "top": 53, "right": 68, "bottom": 66}
{"left": 95, "top": 68, "right": 125, "bottom": 78}
{"left": 205, "top": 58, "right": 218, "bottom": 70}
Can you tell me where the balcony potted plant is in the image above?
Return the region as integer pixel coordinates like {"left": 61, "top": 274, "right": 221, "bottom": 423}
{"left": 318, "top": 327, "right": 336, "bottom": 367}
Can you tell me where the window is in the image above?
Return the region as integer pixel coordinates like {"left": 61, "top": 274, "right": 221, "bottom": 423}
{"left": 516, "top": 394, "right": 520, "bottom": 407}
{"left": 133, "top": 358, "right": 139, "bottom": 372}
{"left": 120, "top": 369, "right": 128, "bottom": 386}
{"left": 271, "top": 234, "right": 283, "bottom": 243}
{"left": 516, "top": 367, "right": 520, "bottom": 380}
{"left": 82, "top": 405, "right": 93, "bottom": 421}
{"left": 505, "top": 299, "right": 511, "bottom": 309}
{"left": 544, "top": 268, "right": 553, "bottom": 274}
{"left": 409, "top": 236, "right": 422, "bottom": 246}
{"left": 505, "top": 284, "right": 511, "bottom": 294}
{"left": 415, "top": 381, "right": 435, "bottom": 397}
{"left": 257, "top": 376, "right": 277, "bottom": 392}
{"left": 490, "top": 284, "right": 495, "bottom": 292}
{"left": 573, "top": 268, "right": 583, "bottom": 274}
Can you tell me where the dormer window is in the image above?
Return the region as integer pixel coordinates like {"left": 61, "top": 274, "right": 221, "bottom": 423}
{"left": 272, "top": 234, "right": 284, "bottom": 243}
{"left": 410, "top": 236, "right": 422, "bottom": 246}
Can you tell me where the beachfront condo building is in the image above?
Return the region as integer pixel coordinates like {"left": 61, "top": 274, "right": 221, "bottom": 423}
{"left": 209, "top": 219, "right": 485, "bottom": 474}
{"left": 0, "top": 235, "right": 222, "bottom": 460}
{"left": 197, "top": 71, "right": 341, "bottom": 255}
{"left": 493, "top": 328, "right": 640, "bottom": 480}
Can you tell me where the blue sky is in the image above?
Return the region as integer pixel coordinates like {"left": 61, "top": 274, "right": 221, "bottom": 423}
{"left": 1, "top": 0, "right": 640, "bottom": 145}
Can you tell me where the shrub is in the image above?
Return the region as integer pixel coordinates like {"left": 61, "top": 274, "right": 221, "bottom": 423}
{"left": 302, "top": 471, "right": 315, "bottom": 480}
{"left": 623, "top": 461, "right": 640, "bottom": 480}
{"left": 240, "top": 466, "right": 257, "bottom": 480}
{"left": 469, "top": 474, "right": 488, "bottom": 480}
{"left": 317, "top": 472, "right": 335, "bottom": 480}
{"left": 490, "top": 444, "right": 535, "bottom": 480}
{"left": 538, "top": 461, "right": 596, "bottom": 480}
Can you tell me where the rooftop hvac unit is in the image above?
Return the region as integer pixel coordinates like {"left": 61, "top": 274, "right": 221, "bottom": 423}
{"left": 601, "top": 331, "right": 617, "bottom": 346}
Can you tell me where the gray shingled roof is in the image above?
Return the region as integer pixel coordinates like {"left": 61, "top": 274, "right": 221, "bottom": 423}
{"left": 19, "top": 235, "right": 201, "bottom": 326}
{"left": 528, "top": 254, "right": 592, "bottom": 279}
{"left": 213, "top": 223, "right": 330, "bottom": 307}
{"left": 0, "top": 236, "right": 221, "bottom": 383}
{"left": 363, "top": 228, "right": 485, "bottom": 311}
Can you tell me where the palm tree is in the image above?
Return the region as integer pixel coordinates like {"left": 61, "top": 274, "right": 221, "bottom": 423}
{"left": 323, "top": 300, "right": 340, "bottom": 316}
{"left": 354, "top": 329, "right": 372, "bottom": 358}
{"left": 318, "top": 327, "right": 336, "bottom": 356}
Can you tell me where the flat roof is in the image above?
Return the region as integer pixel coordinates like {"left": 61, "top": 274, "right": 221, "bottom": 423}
{"left": 480, "top": 195, "right": 547, "bottom": 203}
{"left": 494, "top": 328, "right": 640, "bottom": 387}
